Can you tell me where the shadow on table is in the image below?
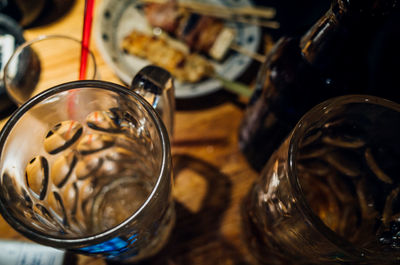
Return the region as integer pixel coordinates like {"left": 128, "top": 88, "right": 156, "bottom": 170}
{"left": 108, "top": 154, "right": 251, "bottom": 265}
{"left": 176, "top": 89, "right": 248, "bottom": 111}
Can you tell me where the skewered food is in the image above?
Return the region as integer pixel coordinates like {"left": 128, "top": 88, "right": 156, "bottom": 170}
{"left": 121, "top": 30, "right": 214, "bottom": 83}
{"left": 144, "top": 0, "right": 236, "bottom": 60}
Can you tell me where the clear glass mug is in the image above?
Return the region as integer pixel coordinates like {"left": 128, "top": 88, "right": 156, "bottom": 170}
{"left": 3, "top": 35, "right": 97, "bottom": 106}
{"left": 0, "top": 65, "right": 175, "bottom": 262}
{"left": 242, "top": 95, "right": 400, "bottom": 264}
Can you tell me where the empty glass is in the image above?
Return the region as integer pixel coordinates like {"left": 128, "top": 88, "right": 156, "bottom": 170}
{"left": 242, "top": 95, "right": 400, "bottom": 264}
{"left": 0, "top": 66, "right": 175, "bottom": 262}
{"left": 3, "top": 34, "right": 97, "bottom": 105}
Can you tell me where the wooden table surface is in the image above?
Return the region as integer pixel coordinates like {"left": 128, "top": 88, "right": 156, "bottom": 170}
{"left": 0, "top": 0, "right": 264, "bottom": 264}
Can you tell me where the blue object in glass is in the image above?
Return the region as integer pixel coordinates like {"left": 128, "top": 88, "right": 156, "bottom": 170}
{"left": 79, "top": 235, "right": 137, "bottom": 254}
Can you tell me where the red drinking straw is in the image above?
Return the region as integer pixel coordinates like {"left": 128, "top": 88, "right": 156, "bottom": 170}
{"left": 69, "top": 0, "right": 96, "bottom": 119}
{"left": 79, "top": 0, "right": 95, "bottom": 80}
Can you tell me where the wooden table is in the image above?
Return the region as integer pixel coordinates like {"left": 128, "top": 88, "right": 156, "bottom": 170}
{"left": 0, "top": 0, "right": 262, "bottom": 264}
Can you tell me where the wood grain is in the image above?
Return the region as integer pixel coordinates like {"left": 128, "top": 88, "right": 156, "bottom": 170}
{"left": 0, "top": 0, "right": 262, "bottom": 264}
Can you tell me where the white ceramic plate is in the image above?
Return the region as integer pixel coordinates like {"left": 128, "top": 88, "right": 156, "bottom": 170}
{"left": 95, "top": 0, "right": 261, "bottom": 98}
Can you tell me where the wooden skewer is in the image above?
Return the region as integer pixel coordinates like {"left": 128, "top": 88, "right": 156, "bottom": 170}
{"left": 177, "top": 1, "right": 276, "bottom": 20}
{"left": 183, "top": 8, "right": 280, "bottom": 29}
{"left": 226, "top": 17, "right": 280, "bottom": 29}
{"left": 140, "top": 0, "right": 279, "bottom": 29}
{"left": 229, "top": 43, "right": 266, "bottom": 63}
{"left": 151, "top": 27, "right": 267, "bottom": 62}
{"left": 204, "top": 67, "right": 253, "bottom": 98}
{"left": 213, "top": 73, "right": 253, "bottom": 98}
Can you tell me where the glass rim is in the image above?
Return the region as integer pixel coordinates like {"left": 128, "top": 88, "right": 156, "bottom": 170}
{"left": 287, "top": 94, "right": 400, "bottom": 257}
{"left": 3, "top": 34, "right": 98, "bottom": 106}
{"left": 0, "top": 80, "right": 171, "bottom": 248}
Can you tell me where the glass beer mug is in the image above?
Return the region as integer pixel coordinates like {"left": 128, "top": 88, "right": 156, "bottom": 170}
{"left": 0, "top": 65, "right": 175, "bottom": 262}
{"left": 242, "top": 95, "right": 400, "bottom": 264}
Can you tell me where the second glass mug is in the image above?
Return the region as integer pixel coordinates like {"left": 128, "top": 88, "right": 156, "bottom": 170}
{"left": 242, "top": 95, "right": 400, "bottom": 264}
{"left": 0, "top": 65, "right": 175, "bottom": 262}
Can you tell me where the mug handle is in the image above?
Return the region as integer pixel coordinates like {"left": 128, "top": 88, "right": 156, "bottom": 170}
{"left": 130, "top": 65, "right": 175, "bottom": 137}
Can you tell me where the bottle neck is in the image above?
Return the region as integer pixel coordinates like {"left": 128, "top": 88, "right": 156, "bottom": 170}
{"left": 300, "top": 0, "right": 398, "bottom": 74}
{"left": 299, "top": 0, "right": 361, "bottom": 68}
{"left": 299, "top": 7, "right": 342, "bottom": 66}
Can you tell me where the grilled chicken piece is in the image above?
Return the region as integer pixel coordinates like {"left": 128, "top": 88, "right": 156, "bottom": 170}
{"left": 122, "top": 30, "right": 214, "bottom": 83}
{"left": 144, "top": 0, "right": 181, "bottom": 33}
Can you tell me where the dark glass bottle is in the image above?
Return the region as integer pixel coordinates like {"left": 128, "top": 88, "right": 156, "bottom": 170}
{"left": 239, "top": 0, "right": 400, "bottom": 171}
{"left": 0, "top": 0, "right": 76, "bottom": 28}
{"left": 0, "top": 0, "right": 46, "bottom": 27}
{"left": 0, "top": 13, "right": 25, "bottom": 119}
